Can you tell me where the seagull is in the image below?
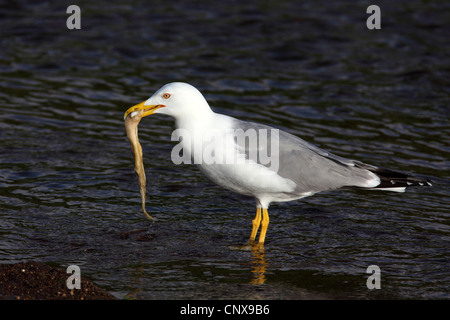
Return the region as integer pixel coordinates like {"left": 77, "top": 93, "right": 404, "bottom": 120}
{"left": 124, "top": 82, "right": 431, "bottom": 245}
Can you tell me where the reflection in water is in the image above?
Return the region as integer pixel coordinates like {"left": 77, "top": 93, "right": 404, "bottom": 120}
{"left": 250, "top": 244, "right": 268, "bottom": 285}
{"left": 123, "top": 261, "right": 145, "bottom": 300}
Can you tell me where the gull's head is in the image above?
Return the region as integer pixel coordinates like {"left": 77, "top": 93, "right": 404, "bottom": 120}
{"left": 124, "top": 82, "right": 212, "bottom": 121}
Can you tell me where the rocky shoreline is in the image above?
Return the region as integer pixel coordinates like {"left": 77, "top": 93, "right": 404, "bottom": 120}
{"left": 0, "top": 261, "right": 116, "bottom": 300}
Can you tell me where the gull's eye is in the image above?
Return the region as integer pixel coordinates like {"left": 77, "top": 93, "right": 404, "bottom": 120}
{"left": 162, "top": 93, "right": 171, "bottom": 99}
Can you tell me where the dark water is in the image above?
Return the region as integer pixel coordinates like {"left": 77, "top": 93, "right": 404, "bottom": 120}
{"left": 0, "top": 0, "right": 449, "bottom": 299}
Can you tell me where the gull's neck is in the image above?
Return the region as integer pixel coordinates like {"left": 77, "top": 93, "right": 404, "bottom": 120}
{"left": 172, "top": 104, "right": 218, "bottom": 162}
{"left": 175, "top": 105, "right": 216, "bottom": 134}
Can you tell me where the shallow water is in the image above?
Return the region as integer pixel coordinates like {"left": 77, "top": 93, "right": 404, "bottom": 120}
{"left": 0, "top": 0, "right": 449, "bottom": 299}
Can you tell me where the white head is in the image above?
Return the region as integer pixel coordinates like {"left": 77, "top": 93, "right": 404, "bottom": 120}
{"left": 124, "top": 82, "right": 213, "bottom": 122}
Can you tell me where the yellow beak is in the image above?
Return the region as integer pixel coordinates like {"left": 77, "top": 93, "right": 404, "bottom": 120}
{"left": 123, "top": 101, "right": 165, "bottom": 120}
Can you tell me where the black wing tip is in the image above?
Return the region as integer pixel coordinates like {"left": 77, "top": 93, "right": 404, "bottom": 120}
{"left": 371, "top": 167, "right": 432, "bottom": 189}
{"left": 400, "top": 178, "right": 432, "bottom": 188}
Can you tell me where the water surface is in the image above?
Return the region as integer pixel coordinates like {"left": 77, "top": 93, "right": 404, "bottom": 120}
{"left": 0, "top": 0, "right": 449, "bottom": 299}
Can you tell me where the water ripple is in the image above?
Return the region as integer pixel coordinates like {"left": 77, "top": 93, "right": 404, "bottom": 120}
{"left": 0, "top": 0, "right": 448, "bottom": 299}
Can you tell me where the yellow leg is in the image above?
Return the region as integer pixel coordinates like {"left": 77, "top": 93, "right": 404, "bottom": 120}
{"left": 249, "top": 207, "right": 262, "bottom": 242}
{"left": 258, "top": 209, "right": 269, "bottom": 244}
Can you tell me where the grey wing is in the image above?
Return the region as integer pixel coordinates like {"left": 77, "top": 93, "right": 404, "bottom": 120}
{"left": 231, "top": 118, "right": 380, "bottom": 194}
